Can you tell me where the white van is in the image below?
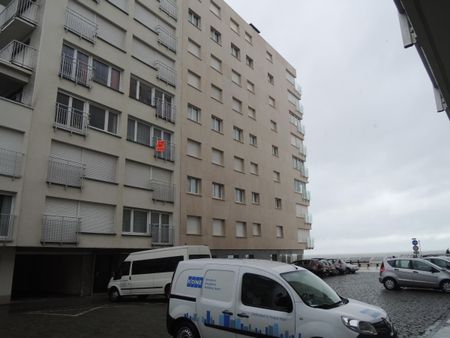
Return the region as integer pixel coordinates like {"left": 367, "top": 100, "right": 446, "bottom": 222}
{"left": 107, "top": 245, "right": 211, "bottom": 301}
{"left": 167, "top": 259, "right": 397, "bottom": 338}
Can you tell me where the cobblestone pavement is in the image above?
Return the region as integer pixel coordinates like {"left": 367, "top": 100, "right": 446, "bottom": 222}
{"left": 324, "top": 271, "right": 450, "bottom": 338}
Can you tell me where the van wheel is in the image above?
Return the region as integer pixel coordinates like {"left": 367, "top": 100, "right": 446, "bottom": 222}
{"left": 174, "top": 321, "right": 199, "bottom": 338}
{"left": 383, "top": 278, "right": 398, "bottom": 291}
{"left": 165, "top": 284, "right": 171, "bottom": 299}
{"left": 108, "top": 287, "right": 120, "bottom": 302}
{"left": 440, "top": 280, "right": 450, "bottom": 293}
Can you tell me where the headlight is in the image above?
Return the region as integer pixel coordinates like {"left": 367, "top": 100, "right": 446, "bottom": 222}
{"left": 342, "top": 316, "right": 377, "bottom": 335}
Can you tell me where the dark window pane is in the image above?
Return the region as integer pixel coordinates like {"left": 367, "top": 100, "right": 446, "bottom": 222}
{"left": 121, "top": 261, "right": 130, "bottom": 276}
{"left": 133, "top": 210, "right": 148, "bottom": 233}
{"left": 139, "top": 82, "right": 152, "bottom": 105}
{"left": 110, "top": 68, "right": 120, "bottom": 90}
{"left": 93, "top": 59, "right": 108, "bottom": 85}
{"left": 127, "top": 119, "right": 135, "bottom": 141}
{"left": 108, "top": 112, "right": 118, "bottom": 134}
{"left": 137, "top": 122, "right": 151, "bottom": 146}
{"left": 130, "top": 77, "right": 137, "bottom": 98}
{"left": 89, "top": 105, "right": 106, "bottom": 129}
{"left": 122, "top": 209, "right": 131, "bottom": 232}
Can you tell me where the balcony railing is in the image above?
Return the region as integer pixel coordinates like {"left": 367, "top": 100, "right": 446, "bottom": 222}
{"left": 155, "top": 25, "right": 176, "bottom": 52}
{"left": 0, "top": 147, "right": 23, "bottom": 177}
{"left": 54, "top": 102, "right": 89, "bottom": 135}
{"left": 0, "top": 214, "right": 14, "bottom": 241}
{"left": 306, "top": 237, "right": 314, "bottom": 249}
{"left": 159, "top": 0, "right": 177, "bottom": 20}
{"left": 304, "top": 213, "right": 313, "bottom": 225}
{"left": 302, "top": 191, "right": 311, "bottom": 202}
{"left": 298, "top": 144, "right": 307, "bottom": 158}
{"left": 155, "top": 97, "right": 176, "bottom": 123}
{"left": 149, "top": 179, "right": 174, "bottom": 203}
{"left": 151, "top": 224, "right": 174, "bottom": 246}
{"left": 296, "top": 102, "right": 304, "bottom": 115}
{"left": 64, "top": 8, "right": 97, "bottom": 43}
{"left": 0, "top": 40, "right": 37, "bottom": 70}
{"left": 154, "top": 60, "right": 176, "bottom": 87}
{"left": 152, "top": 137, "right": 175, "bottom": 162}
{"left": 59, "top": 53, "right": 93, "bottom": 87}
{"left": 299, "top": 165, "right": 309, "bottom": 179}
{"left": 47, "top": 156, "right": 85, "bottom": 188}
{"left": 297, "top": 123, "right": 305, "bottom": 135}
{"left": 0, "top": 0, "right": 39, "bottom": 29}
{"left": 41, "top": 215, "right": 80, "bottom": 244}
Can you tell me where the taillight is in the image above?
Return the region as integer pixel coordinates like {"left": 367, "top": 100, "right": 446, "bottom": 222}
{"left": 380, "top": 262, "right": 385, "bottom": 273}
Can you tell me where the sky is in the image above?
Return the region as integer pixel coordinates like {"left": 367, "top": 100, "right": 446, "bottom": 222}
{"left": 225, "top": 0, "right": 450, "bottom": 255}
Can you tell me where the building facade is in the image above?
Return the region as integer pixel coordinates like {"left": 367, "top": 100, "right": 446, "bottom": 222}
{"left": 0, "top": 0, "right": 310, "bottom": 303}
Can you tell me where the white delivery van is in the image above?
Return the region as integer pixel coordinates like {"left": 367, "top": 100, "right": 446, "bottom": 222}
{"left": 107, "top": 245, "right": 211, "bottom": 301}
{"left": 167, "top": 259, "right": 398, "bottom": 338}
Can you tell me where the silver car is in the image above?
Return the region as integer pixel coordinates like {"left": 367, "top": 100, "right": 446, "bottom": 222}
{"left": 423, "top": 256, "right": 450, "bottom": 271}
{"left": 379, "top": 257, "right": 450, "bottom": 293}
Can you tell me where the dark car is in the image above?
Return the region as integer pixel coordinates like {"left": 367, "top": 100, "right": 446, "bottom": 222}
{"left": 292, "top": 259, "right": 328, "bottom": 277}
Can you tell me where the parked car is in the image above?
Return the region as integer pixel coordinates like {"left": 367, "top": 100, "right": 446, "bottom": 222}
{"left": 330, "top": 258, "right": 359, "bottom": 274}
{"left": 423, "top": 256, "right": 450, "bottom": 271}
{"left": 319, "top": 259, "right": 339, "bottom": 276}
{"left": 345, "top": 262, "right": 359, "bottom": 274}
{"left": 379, "top": 257, "right": 450, "bottom": 293}
{"left": 292, "top": 259, "right": 328, "bottom": 277}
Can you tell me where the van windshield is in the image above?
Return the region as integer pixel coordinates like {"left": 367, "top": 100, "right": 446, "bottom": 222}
{"left": 281, "top": 270, "right": 343, "bottom": 309}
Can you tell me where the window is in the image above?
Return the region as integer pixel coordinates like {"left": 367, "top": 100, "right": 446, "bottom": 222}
{"left": 211, "top": 54, "right": 222, "bottom": 72}
{"left": 211, "top": 148, "right": 224, "bottom": 166}
{"left": 291, "top": 134, "right": 303, "bottom": 148}
{"left": 212, "top": 219, "right": 225, "bottom": 236}
{"left": 127, "top": 117, "right": 173, "bottom": 148}
{"left": 236, "top": 221, "right": 246, "bottom": 237}
{"left": 231, "top": 70, "right": 241, "bottom": 86}
{"left": 210, "top": 1, "right": 221, "bottom": 17}
{"left": 250, "top": 162, "right": 258, "bottom": 175}
{"left": 273, "top": 171, "right": 280, "bottom": 182}
{"left": 188, "top": 9, "right": 201, "bottom": 28}
{"left": 188, "top": 39, "right": 201, "bottom": 58}
{"left": 0, "top": 194, "right": 13, "bottom": 238}
{"left": 248, "top": 106, "right": 256, "bottom": 119}
{"left": 89, "top": 104, "right": 118, "bottom": 134}
{"left": 234, "top": 156, "right": 244, "bottom": 172}
{"left": 293, "top": 156, "right": 305, "bottom": 172}
{"left": 252, "top": 223, "right": 261, "bottom": 236}
{"left": 187, "top": 176, "right": 201, "bottom": 195}
{"left": 93, "top": 59, "right": 121, "bottom": 90}
{"left": 187, "top": 215, "right": 201, "bottom": 235}
{"left": 187, "top": 70, "right": 201, "bottom": 89}
{"left": 272, "top": 145, "right": 279, "bottom": 157}
{"left": 232, "top": 97, "right": 242, "bottom": 113}
{"left": 235, "top": 188, "right": 245, "bottom": 204}
{"left": 231, "top": 43, "right": 240, "bottom": 60}
{"left": 233, "top": 126, "right": 243, "bottom": 142}
{"left": 210, "top": 26, "right": 221, "bottom": 44}
{"left": 252, "top": 192, "right": 260, "bottom": 205}
{"left": 269, "top": 96, "right": 276, "bottom": 107}
{"left": 246, "top": 55, "right": 254, "bottom": 68}
{"left": 187, "top": 104, "right": 201, "bottom": 123}
{"left": 288, "top": 91, "right": 298, "bottom": 105}
{"left": 268, "top": 73, "right": 274, "bottom": 85}
{"left": 187, "top": 139, "right": 201, "bottom": 158}
{"left": 294, "top": 179, "right": 306, "bottom": 194}
{"left": 122, "top": 208, "right": 149, "bottom": 234}
{"left": 266, "top": 51, "right": 273, "bottom": 62}
{"left": 230, "top": 18, "right": 239, "bottom": 34}
{"left": 286, "top": 70, "right": 296, "bottom": 85}
{"left": 211, "top": 115, "right": 223, "bottom": 133}
{"left": 275, "top": 198, "right": 282, "bottom": 209}
{"left": 249, "top": 134, "right": 257, "bottom": 146}
{"left": 270, "top": 120, "right": 277, "bottom": 131}
{"left": 289, "top": 112, "right": 301, "bottom": 127}
{"left": 276, "top": 225, "right": 284, "bottom": 238}
{"left": 212, "top": 182, "right": 224, "bottom": 199}
{"left": 245, "top": 31, "right": 252, "bottom": 44}
{"left": 247, "top": 80, "right": 255, "bottom": 93}
{"left": 211, "top": 84, "right": 223, "bottom": 102}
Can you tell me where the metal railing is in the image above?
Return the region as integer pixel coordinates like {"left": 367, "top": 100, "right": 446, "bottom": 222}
{"left": 151, "top": 224, "right": 174, "bottom": 245}
{"left": 47, "top": 156, "right": 85, "bottom": 188}
{"left": 0, "top": 40, "right": 37, "bottom": 70}
{"left": 155, "top": 25, "right": 176, "bottom": 52}
{"left": 59, "top": 52, "right": 93, "bottom": 87}
{"left": 155, "top": 97, "right": 176, "bottom": 123}
{"left": 296, "top": 102, "right": 304, "bottom": 115}
{"left": 0, "top": 0, "right": 39, "bottom": 29}
{"left": 149, "top": 179, "right": 174, "bottom": 202}
{"left": 159, "top": 0, "right": 177, "bottom": 20}
{"left": 152, "top": 137, "right": 175, "bottom": 161}
{"left": 64, "top": 8, "right": 97, "bottom": 43}
{"left": 304, "top": 213, "right": 313, "bottom": 225}
{"left": 0, "top": 147, "right": 23, "bottom": 177}
{"left": 299, "top": 165, "right": 309, "bottom": 179}
{"left": 297, "top": 123, "right": 305, "bottom": 135}
{"left": 154, "top": 60, "right": 176, "bottom": 87}
{"left": 306, "top": 237, "right": 315, "bottom": 249}
{"left": 302, "top": 190, "right": 311, "bottom": 202}
{"left": 298, "top": 144, "right": 307, "bottom": 157}
{"left": 54, "top": 102, "right": 89, "bottom": 134}
{"left": 41, "top": 215, "right": 80, "bottom": 244}
{"left": 0, "top": 214, "right": 14, "bottom": 241}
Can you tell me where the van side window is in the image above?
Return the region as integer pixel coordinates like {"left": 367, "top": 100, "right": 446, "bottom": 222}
{"left": 132, "top": 256, "right": 184, "bottom": 275}
{"left": 189, "top": 254, "right": 211, "bottom": 260}
{"left": 121, "top": 261, "right": 131, "bottom": 276}
{"left": 241, "top": 273, "right": 293, "bottom": 313}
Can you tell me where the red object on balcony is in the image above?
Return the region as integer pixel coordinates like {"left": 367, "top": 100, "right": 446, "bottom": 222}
{"left": 155, "top": 139, "right": 166, "bottom": 152}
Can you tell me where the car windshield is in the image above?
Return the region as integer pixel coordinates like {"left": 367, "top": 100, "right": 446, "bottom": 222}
{"left": 281, "top": 270, "right": 343, "bottom": 308}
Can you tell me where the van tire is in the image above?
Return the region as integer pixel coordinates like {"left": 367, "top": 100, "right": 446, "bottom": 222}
{"left": 165, "top": 284, "right": 171, "bottom": 299}
{"left": 440, "top": 280, "right": 450, "bottom": 293}
{"left": 383, "top": 278, "right": 398, "bottom": 291}
{"left": 174, "top": 321, "right": 199, "bottom": 338}
{"left": 108, "top": 287, "right": 121, "bottom": 302}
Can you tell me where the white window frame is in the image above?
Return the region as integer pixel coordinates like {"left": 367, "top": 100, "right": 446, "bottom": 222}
{"left": 188, "top": 9, "right": 201, "bottom": 28}
{"left": 122, "top": 208, "right": 149, "bottom": 235}
{"left": 210, "top": 26, "right": 222, "bottom": 44}
{"left": 249, "top": 134, "right": 257, "bottom": 147}
{"left": 187, "top": 104, "right": 201, "bottom": 123}
{"left": 187, "top": 176, "right": 201, "bottom": 195}
{"left": 211, "top": 115, "right": 223, "bottom": 133}
{"left": 251, "top": 192, "right": 260, "bottom": 205}
{"left": 235, "top": 188, "right": 245, "bottom": 204}
{"left": 212, "top": 182, "right": 224, "bottom": 200}
{"left": 233, "top": 126, "right": 243, "bottom": 142}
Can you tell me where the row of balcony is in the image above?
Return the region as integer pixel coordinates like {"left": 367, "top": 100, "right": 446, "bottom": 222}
{"left": 0, "top": 0, "right": 38, "bottom": 47}
{"left": 0, "top": 146, "right": 23, "bottom": 177}
{"left": 0, "top": 40, "right": 36, "bottom": 69}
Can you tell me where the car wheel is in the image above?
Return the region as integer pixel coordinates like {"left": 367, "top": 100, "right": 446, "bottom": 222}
{"left": 383, "top": 278, "right": 398, "bottom": 291}
{"left": 345, "top": 268, "right": 351, "bottom": 274}
{"left": 165, "top": 283, "right": 171, "bottom": 299}
{"left": 440, "top": 280, "right": 450, "bottom": 293}
{"left": 108, "top": 287, "right": 120, "bottom": 302}
{"left": 174, "top": 321, "right": 199, "bottom": 338}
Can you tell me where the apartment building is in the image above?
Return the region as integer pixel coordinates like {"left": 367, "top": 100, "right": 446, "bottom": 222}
{"left": 0, "top": 0, "right": 311, "bottom": 303}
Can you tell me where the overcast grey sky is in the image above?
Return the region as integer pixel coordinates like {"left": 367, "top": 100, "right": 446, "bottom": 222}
{"left": 226, "top": 0, "right": 450, "bottom": 255}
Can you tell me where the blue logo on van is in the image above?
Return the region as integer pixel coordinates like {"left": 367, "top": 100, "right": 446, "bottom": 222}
{"left": 187, "top": 276, "right": 203, "bottom": 288}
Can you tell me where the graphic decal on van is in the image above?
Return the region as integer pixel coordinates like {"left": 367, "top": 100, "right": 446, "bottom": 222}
{"left": 187, "top": 276, "right": 203, "bottom": 288}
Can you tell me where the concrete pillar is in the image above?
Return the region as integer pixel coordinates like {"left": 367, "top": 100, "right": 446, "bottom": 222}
{"left": 0, "top": 247, "right": 16, "bottom": 304}
{"left": 80, "top": 253, "right": 94, "bottom": 297}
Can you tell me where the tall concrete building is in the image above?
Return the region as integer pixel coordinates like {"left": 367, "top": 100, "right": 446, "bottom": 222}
{"left": 0, "top": 0, "right": 311, "bottom": 303}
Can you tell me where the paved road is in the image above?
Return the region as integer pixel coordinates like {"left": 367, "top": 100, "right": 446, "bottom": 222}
{"left": 0, "top": 272, "right": 448, "bottom": 338}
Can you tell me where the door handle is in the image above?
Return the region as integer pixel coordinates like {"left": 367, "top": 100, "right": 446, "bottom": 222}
{"left": 222, "top": 310, "right": 233, "bottom": 316}
{"left": 237, "top": 313, "right": 249, "bottom": 318}
{"left": 413, "top": 271, "right": 418, "bottom": 273}
{"left": 394, "top": 269, "right": 399, "bottom": 271}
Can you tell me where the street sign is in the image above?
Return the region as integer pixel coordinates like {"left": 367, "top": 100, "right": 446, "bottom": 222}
{"left": 413, "top": 245, "right": 419, "bottom": 251}
{"left": 155, "top": 139, "right": 166, "bottom": 152}
{"left": 412, "top": 239, "right": 418, "bottom": 246}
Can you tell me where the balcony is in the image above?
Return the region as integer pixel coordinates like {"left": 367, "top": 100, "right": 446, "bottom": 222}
{"left": 302, "top": 190, "right": 311, "bottom": 202}
{"left": 0, "top": 213, "right": 14, "bottom": 241}
{"left": 59, "top": 52, "right": 93, "bottom": 87}
{"left": 54, "top": 102, "right": 89, "bottom": 135}
{"left": 296, "top": 101, "right": 304, "bottom": 115}
{"left": 0, "top": 147, "right": 23, "bottom": 177}
{"left": 306, "top": 237, "right": 314, "bottom": 249}
{"left": 158, "top": 0, "right": 177, "bottom": 20}
{"left": 149, "top": 179, "right": 174, "bottom": 203}
{"left": 47, "top": 156, "right": 85, "bottom": 188}
{"left": 64, "top": 8, "right": 97, "bottom": 44}
{"left": 154, "top": 60, "right": 176, "bottom": 87}
{"left": 41, "top": 215, "right": 80, "bottom": 244}
{"left": 0, "top": 0, "right": 39, "bottom": 48}
{"left": 155, "top": 25, "right": 176, "bottom": 52}
{"left": 298, "top": 144, "right": 307, "bottom": 158}
{"left": 151, "top": 224, "right": 174, "bottom": 246}
{"left": 299, "top": 165, "right": 309, "bottom": 180}
{"left": 304, "top": 213, "right": 313, "bottom": 225}
{"left": 0, "top": 40, "right": 36, "bottom": 70}
{"left": 297, "top": 123, "right": 305, "bottom": 136}
{"left": 153, "top": 137, "right": 175, "bottom": 162}
{"left": 155, "top": 97, "right": 176, "bottom": 123}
